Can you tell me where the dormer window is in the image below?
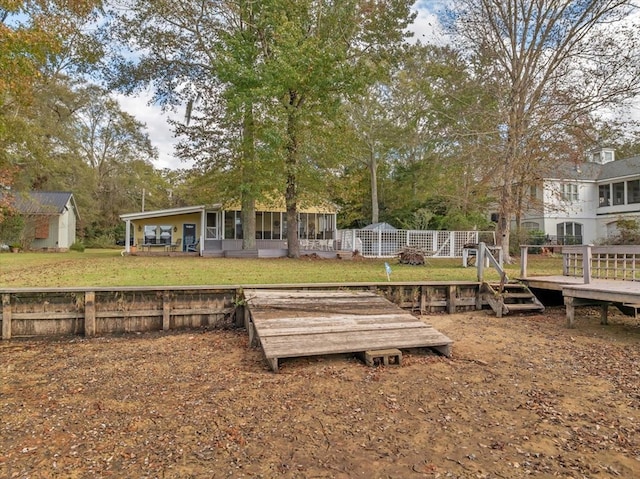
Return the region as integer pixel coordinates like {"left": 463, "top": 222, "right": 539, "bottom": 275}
{"left": 603, "top": 150, "right": 614, "bottom": 163}
{"left": 589, "top": 147, "right": 615, "bottom": 164}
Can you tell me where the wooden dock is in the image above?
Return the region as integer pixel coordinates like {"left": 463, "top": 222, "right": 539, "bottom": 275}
{"left": 244, "top": 289, "right": 453, "bottom": 372}
{"left": 522, "top": 276, "right": 640, "bottom": 327}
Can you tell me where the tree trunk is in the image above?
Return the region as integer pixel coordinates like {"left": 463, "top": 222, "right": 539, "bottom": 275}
{"left": 241, "top": 106, "right": 257, "bottom": 250}
{"left": 285, "top": 94, "right": 300, "bottom": 258}
{"left": 241, "top": 196, "right": 256, "bottom": 250}
{"left": 369, "top": 149, "right": 379, "bottom": 224}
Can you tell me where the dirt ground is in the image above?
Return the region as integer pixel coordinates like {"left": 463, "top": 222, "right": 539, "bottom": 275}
{"left": 1, "top": 306, "right": 639, "bottom": 479}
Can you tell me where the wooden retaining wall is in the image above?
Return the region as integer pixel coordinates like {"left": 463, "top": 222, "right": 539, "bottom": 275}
{"left": 0, "top": 282, "right": 480, "bottom": 340}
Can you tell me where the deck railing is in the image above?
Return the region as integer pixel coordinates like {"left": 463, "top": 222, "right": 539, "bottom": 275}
{"left": 520, "top": 244, "right": 640, "bottom": 283}
{"left": 562, "top": 245, "right": 640, "bottom": 282}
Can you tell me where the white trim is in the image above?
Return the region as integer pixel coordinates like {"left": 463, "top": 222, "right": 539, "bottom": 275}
{"left": 119, "top": 205, "right": 218, "bottom": 221}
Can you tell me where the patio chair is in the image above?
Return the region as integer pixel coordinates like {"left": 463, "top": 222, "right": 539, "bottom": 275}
{"left": 170, "top": 238, "right": 181, "bottom": 252}
{"left": 186, "top": 239, "right": 199, "bottom": 252}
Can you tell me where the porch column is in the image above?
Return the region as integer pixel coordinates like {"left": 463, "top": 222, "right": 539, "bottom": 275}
{"left": 200, "top": 208, "right": 206, "bottom": 255}
{"left": 125, "top": 220, "right": 131, "bottom": 253}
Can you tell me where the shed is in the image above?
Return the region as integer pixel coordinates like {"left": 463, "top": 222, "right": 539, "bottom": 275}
{"left": 11, "top": 191, "right": 80, "bottom": 251}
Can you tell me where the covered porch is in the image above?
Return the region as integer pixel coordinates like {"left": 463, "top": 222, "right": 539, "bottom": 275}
{"left": 119, "top": 204, "right": 338, "bottom": 257}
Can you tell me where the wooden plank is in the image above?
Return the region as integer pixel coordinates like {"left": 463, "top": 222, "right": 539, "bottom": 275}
{"left": 162, "top": 291, "right": 171, "bottom": 331}
{"left": 256, "top": 320, "right": 431, "bottom": 337}
{"left": 252, "top": 313, "right": 422, "bottom": 327}
{"left": 260, "top": 328, "right": 452, "bottom": 359}
{"left": 84, "top": 291, "right": 96, "bottom": 337}
{"left": 2, "top": 294, "right": 11, "bottom": 340}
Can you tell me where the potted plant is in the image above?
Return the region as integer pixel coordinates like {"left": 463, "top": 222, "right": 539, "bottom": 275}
{"left": 9, "top": 243, "right": 22, "bottom": 253}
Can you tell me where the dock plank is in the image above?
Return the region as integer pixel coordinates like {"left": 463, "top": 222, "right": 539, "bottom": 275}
{"left": 245, "top": 289, "right": 453, "bottom": 372}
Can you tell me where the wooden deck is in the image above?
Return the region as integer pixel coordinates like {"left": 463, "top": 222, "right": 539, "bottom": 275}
{"left": 522, "top": 275, "right": 640, "bottom": 327}
{"left": 244, "top": 289, "right": 453, "bottom": 372}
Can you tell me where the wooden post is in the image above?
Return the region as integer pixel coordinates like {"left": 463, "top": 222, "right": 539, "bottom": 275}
{"left": 565, "top": 296, "right": 575, "bottom": 328}
{"left": 583, "top": 244, "right": 592, "bottom": 284}
{"left": 477, "top": 242, "right": 485, "bottom": 282}
{"left": 2, "top": 294, "right": 12, "bottom": 340}
{"left": 447, "top": 285, "right": 457, "bottom": 314}
{"left": 600, "top": 303, "right": 609, "bottom": 325}
{"left": 520, "top": 246, "right": 528, "bottom": 278}
{"left": 84, "top": 291, "right": 96, "bottom": 337}
{"left": 162, "top": 291, "right": 171, "bottom": 331}
{"left": 420, "top": 286, "right": 427, "bottom": 314}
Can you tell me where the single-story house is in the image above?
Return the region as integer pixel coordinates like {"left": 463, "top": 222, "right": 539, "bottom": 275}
{"left": 119, "top": 202, "right": 337, "bottom": 257}
{"left": 7, "top": 191, "right": 80, "bottom": 251}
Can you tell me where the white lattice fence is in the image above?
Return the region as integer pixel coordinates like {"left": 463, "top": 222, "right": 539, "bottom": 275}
{"left": 338, "top": 230, "right": 494, "bottom": 258}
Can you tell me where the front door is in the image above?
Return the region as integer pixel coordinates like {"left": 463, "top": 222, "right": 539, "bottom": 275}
{"left": 183, "top": 223, "right": 196, "bottom": 252}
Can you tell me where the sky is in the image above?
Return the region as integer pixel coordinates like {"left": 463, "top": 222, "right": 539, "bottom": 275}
{"left": 115, "top": 3, "right": 445, "bottom": 171}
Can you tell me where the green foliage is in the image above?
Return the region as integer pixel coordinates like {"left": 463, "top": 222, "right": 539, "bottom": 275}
{"left": 83, "top": 234, "right": 116, "bottom": 249}
{"left": 0, "top": 214, "right": 25, "bottom": 246}
{"left": 602, "top": 218, "right": 640, "bottom": 245}
{"left": 69, "top": 241, "right": 85, "bottom": 252}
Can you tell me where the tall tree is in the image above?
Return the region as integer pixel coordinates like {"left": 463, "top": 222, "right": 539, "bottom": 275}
{"left": 109, "top": 0, "right": 415, "bottom": 257}
{"left": 443, "top": 0, "right": 640, "bottom": 259}
{"left": 0, "top": 0, "right": 102, "bottom": 219}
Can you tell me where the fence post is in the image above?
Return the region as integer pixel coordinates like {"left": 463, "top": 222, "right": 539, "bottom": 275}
{"left": 84, "top": 291, "right": 96, "bottom": 337}
{"left": 583, "top": 244, "right": 593, "bottom": 284}
{"left": 378, "top": 230, "right": 382, "bottom": 257}
{"left": 477, "top": 242, "right": 485, "bottom": 282}
{"left": 449, "top": 231, "right": 455, "bottom": 258}
{"left": 2, "top": 294, "right": 11, "bottom": 340}
{"left": 163, "top": 291, "right": 171, "bottom": 331}
{"left": 520, "top": 246, "right": 528, "bottom": 278}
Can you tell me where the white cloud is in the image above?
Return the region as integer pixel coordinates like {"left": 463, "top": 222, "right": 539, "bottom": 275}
{"left": 113, "top": 89, "right": 192, "bottom": 171}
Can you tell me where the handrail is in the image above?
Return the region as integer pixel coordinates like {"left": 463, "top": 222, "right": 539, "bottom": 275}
{"left": 477, "top": 242, "right": 508, "bottom": 285}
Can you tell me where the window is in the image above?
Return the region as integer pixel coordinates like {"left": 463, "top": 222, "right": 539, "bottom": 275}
{"left": 561, "top": 183, "right": 578, "bottom": 201}
{"left": 627, "top": 180, "right": 640, "bottom": 204}
{"left": 556, "top": 222, "right": 582, "bottom": 245}
{"left": 271, "top": 213, "right": 281, "bottom": 239}
{"left": 521, "top": 221, "right": 540, "bottom": 231}
{"left": 224, "top": 211, "right": 240, "bottom": 239}
{"left": 206, "top": 212, "right": 218, "bottom": 239}
{"left": 599, "top": 184, "right": 611, "bottom": 207}
{"left": 603, "top": 150, "right": 614, "bottom": 163}
{"left": 613, "top": 182, "right": 625, "bottom": 205}
{"left": 143, "top": 225, "right": 172, "bottom": 244}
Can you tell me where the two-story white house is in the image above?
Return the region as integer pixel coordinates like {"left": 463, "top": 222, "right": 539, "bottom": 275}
{"left": 518, "top": 148, "right": 640, "bottom": 245}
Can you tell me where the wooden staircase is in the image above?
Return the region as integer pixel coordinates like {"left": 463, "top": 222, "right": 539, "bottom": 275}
{"left": 482, "top": 281, "right": 545, "bottom": 317}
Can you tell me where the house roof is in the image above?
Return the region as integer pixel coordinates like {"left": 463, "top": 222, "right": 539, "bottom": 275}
{"left": 12, "top": 191, "right": 78, "bottom": 218}
{"left": 119, "top": 205, "right": 212, "bottom": 221}
{"left": 598, "top": 156, "right": 640, "bottom": 181}
{"left": 545, "top": 155, "right": 640, "bottom": 183}
{"left": 545, "top": 161, "right": 602, "bottom": 181}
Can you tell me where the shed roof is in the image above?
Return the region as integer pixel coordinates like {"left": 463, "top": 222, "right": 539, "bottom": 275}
{"left": 362, "top": 222, "right": 397, "bottom": 231}
{"left": 12, "top": 191, "right": 78, "bottom": 217}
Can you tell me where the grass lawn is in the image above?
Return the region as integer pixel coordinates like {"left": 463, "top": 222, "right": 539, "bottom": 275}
{"left": 0, "top": 248, "right": 564, "bottom": 288}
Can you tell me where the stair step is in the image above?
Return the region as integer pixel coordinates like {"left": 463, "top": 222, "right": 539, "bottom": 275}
{"left": 503, "top": 292, "right": 535, "bottom": 299}
{"left": 505, "top": 303, "right": 545, "bottom": 312}
{"left": 489, "top": 283, "right": 527, "bottom": 290}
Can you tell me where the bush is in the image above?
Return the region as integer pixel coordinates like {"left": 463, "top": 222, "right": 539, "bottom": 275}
{"left": 70, "top": 241, "right": 85, "bottom": 252}
{"left": 83, "top": 234, "right": 116, "bottom": 248}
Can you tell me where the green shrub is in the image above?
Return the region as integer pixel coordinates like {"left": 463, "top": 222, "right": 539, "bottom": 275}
{"left": 69, "top": 241, "right": 85, "bottom": 252}
{"left": 83, "top": 234, "right": 116, "bottom": 248}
